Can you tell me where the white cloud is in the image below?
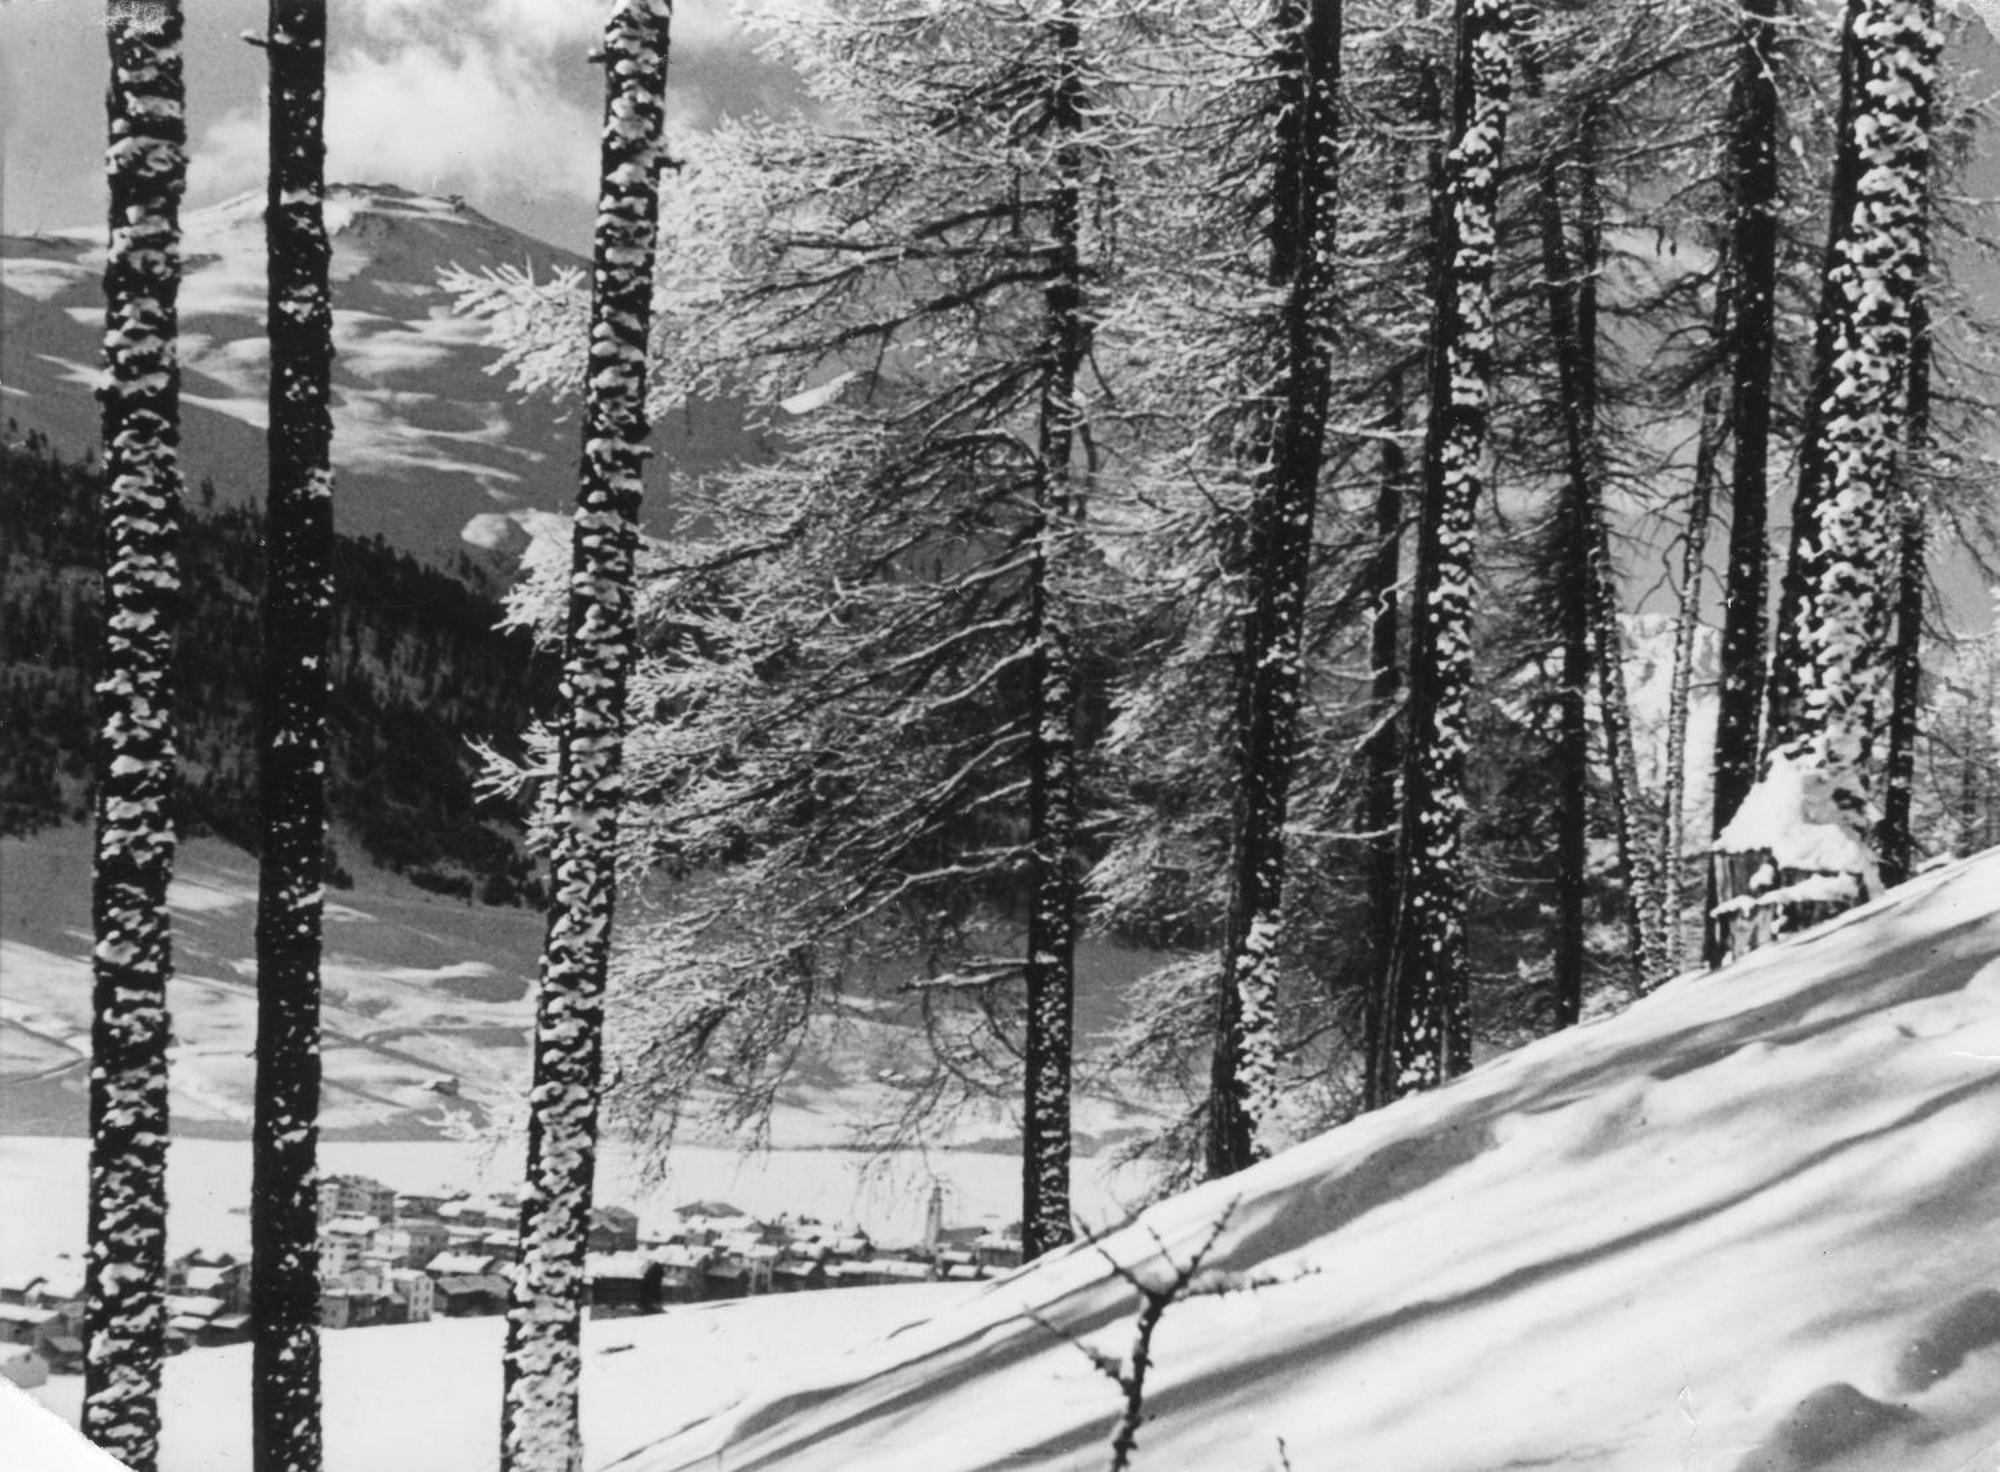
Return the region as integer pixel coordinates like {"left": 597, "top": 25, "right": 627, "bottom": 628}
{"left": 338, "top": 0, "right": 743, "bottom": 54}
{"left": 191, "top": 0, "right": 750, "bottom": 208}
{"left": 195, "top": 43, "right": 602, "bottom": 206}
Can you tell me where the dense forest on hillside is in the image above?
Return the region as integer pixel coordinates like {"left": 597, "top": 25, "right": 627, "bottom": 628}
{"left": 0, "top": 428, "right": 550, "bottom": 905}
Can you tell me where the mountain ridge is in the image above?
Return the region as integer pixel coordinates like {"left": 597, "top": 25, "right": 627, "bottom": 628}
{"left": 2, "top": 181, "right": 750, "bottom": 565}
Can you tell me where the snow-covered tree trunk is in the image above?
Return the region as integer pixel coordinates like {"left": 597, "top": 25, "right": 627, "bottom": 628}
{"left": 500, "top": 4, "right": 670, "bottom": 1465}
{"left": 1660, "top": 379, "right": 1721, "bottom": 973}
{"left": 1763, "top": 0, "right": 1937, "bottom": 828}
{"left": 1880, "top": 287, "right": 1931, "bottom": 887}
{"left": 1705, "top": 0, "right": 1784, "bottom": 968}
{"left": 1022, "top": 0, "right": 1090, "bottom": 1258}
{"left": 1588, "top": 520, "right": 1666, "bottom": 987}
{"left": 250, "top": 6, "right": 333, "bottom": 1470}
{"left": 1381, "top": 0, "right": 1515, "bottom": 1099}
{"left": 1207, "top": 0, "right": 1343, "bottom": 1178}
{"left": 84, "top": 9, "right": 186, "bottom": 1467}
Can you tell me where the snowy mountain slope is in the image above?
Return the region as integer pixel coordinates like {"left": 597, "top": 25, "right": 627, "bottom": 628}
{"left": 1, "top": 184, "right": 747, "bottom": 561}
{"left": 0, "top": 824, "right": 1165, "bottom": 1154}
{"left": 0, "top": 826, "right": 544, "bottom": 1138}
{"left": 589, "top": 851, "right": 2000, "bottom": 1472}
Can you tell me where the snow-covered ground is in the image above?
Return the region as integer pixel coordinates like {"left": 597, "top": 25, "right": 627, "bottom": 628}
{"left": 20, "top": 847, "right": 2000, "bottom": 1471}
{"left": 605, "top": 850, "right": 2000, "bottom": 1472}
{"left": 19, "top": 1286, "right": 974, "bottom": 1472}
{"left": 48, "top": 843, "right": 1971, "bottom": 1472}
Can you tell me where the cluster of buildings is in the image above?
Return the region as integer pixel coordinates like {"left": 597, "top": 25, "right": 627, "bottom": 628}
{"left": 0, "top": 1262, "right": 85, "bottom": 1387}
{"left": 0, "top": 1176, "right": 1025, "bottom": 1386}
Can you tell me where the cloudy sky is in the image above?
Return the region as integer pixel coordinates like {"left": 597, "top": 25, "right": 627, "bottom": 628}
{"left": 0, "top": 0, "right": 795, "bottom": 251}
{"left": 3, "top": 1, "right": 1998, "bottom": 251}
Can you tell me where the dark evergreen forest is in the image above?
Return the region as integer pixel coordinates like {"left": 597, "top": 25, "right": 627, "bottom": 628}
{"left": 0, "top": 428, "right": 549, "bottom": 905}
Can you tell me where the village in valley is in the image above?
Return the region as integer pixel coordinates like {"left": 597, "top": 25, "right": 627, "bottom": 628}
{"left": 0, "top": 1173, "right": 1024, "bottom": 1392}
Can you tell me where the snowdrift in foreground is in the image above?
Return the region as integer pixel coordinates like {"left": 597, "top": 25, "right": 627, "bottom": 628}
{"left": 0, "top": 1382, "right": 130, "bottom": 1472}
{"left": 622, "top": 851, "right": 2000, "bottom": 1472}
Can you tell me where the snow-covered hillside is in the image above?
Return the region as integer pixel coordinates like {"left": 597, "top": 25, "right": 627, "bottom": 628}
{"left": 0, "top": 184, "right": 746, "bottom": 560}
{"left": 593, "top": 850, "right": 2000, "bottom": 1472}
{"left": 19, "top": 846, "right": 2000, "bottom": 1472}
{"left": 0, "top": 826, "right": 544, "bottom": 1137}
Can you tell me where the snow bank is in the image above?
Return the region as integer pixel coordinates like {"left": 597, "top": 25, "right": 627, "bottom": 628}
{"left": 3, "top": 1380, "right": 132, "bottom": 1472}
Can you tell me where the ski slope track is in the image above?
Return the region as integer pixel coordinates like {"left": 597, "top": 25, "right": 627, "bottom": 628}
{"left": 617, "top": 850, "right": 2000, "bottom": 1472}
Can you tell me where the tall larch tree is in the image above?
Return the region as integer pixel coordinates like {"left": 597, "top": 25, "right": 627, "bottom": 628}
{"left": 1021, "top": 0, "right": 1092, "bottom": 1257}
{"left": 1378, "top": 0, "right": 1517, "bottom": 1099}
{"left": 249, "top": 3, "right": 334, "bottom": 1470}
{"left": 501, "top": 4, "right": 672, "bottom": 1467}
{"left": 1704, "top": 0, "right": 1786, "bottom": 966}
{"left": 1878, "top": 190, "right": 1933, "bottom": 887}
{"left": 1759, "top": 0, "right": 1938, "bottom": 843}
{"left": 1207, "top": 0, "right": 1344, "bottom": 1178}
{"left": 84, "top": 6, "right": 186, "bottom": 1466}
{"left": 455, "top": 0, "right": 1124, "bottom": 1254}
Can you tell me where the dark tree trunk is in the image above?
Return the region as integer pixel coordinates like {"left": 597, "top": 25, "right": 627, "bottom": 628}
{"left": 1382, "top": 0, "right": 1516, "bottom": 1098}
{"left": 1707, "top": 0, "right": 1784, "bottom": 945}
{"left": 1535, "top": 132, "right": 1594, "bottom": 1025}
{"left": 1361, "top": 34, "right": 1437, "bottom": 1114}
{"left": 1880, "top": 280, "right": 1932, "bottom": 887}
{"left": 1207, "top": 0, "right": 1343, "bottom": 1179}
{"left": 84, "top": 9, "right": 186, "bottom": 1467}
{"left": 500, "top": 6, "right": 670, "bottom": 1465}
{"left": 1358, "top": 374, "right": 1407, "bottom": 1108}
{"left": 1022, "top": 0, "right": 1090, "bottom": 1256}
{"left": 250, "top": 6, "right": 332, "bottom": 1470}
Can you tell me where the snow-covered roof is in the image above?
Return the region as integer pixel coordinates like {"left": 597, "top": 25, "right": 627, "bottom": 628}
{"left": 587, "top": 1253, "right": 656, "bottom": 1281}
{"left": 1713, "top": 751, "right": 1877, "bottom": 878}
{"left": 323, "top": 1215, "right": 383, "bottom": 1239}
{"left": 426, "top": 1251, "right": 499, "bottom": 1277}
{"left": 432, "top": 1274, "right": 509, "bottom": 1296}
{"left": 649, "top": 1245, "right": 711, "bottom": 1270}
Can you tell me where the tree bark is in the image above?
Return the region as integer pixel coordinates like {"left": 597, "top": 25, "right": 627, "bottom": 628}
{"left": 1707, "top": 0, "right": 1784, "bottom": 954}
{"left": 1358, "top": 374, "right": 1407, "bottom": 1108}
{"left": 1764, "top": 0, "right": 1937, "bottom": 825}
{"left": 1207, "top": 0, "right": 1343, "bottom": 1178}
{"left": 1879, "top": 287, "right": 1931, "bottom": 886}
{"left": 84, "top": 8, "right": 186, "bottom": 1467}
{"left": 250, "top": 6, "right": 332, "bottom": 1470}
{"left": 1022, "top": 0, "right": 1091, "bottom": 1255}
{"left": 1382, "top": 0, "right": 1516, "bottom": 1098}
{"left": 1660, "top": 379, "right": 1722, "bottom": 974}
{"left": 500, "top": 6, "right": 670, "bottom": 1466}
